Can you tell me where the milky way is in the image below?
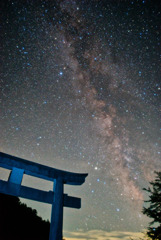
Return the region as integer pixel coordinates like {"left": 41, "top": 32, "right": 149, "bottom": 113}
{"left": 1, "top": 0, "right": 161, "bottom": 234}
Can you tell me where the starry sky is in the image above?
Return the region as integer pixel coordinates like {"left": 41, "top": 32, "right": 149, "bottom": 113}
{"left": 0, "top": 0, "right": 161, "bottom": 238}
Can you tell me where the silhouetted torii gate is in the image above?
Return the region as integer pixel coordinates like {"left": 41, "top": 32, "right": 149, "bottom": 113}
{"left": 0, "top": 152, "right": 88, "bottom": 240}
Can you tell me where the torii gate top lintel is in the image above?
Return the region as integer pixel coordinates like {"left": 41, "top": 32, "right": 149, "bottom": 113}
{"left": 0, "top": 152, "right": 88, "bottom": 185}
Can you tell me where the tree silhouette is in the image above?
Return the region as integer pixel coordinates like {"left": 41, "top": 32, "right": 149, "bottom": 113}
{"left": 0, "top": 193, "right": 50, "bottom": 240}
{"left": 142, "top": 171, "right": 161, "bottom": 240}
{"left": 130, "top": 172, "right": 161, "bottom": 240}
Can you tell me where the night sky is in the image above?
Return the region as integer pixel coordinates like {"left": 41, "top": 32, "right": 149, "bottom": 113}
{"left": 1, "top": 0, "right": 161, "bottom": 239}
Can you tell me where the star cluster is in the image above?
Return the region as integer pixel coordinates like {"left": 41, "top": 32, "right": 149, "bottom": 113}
{"left": 1, "top": 0, "right": 161, "bottom": 234}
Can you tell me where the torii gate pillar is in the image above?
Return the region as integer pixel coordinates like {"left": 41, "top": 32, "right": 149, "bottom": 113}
{"left": 50, "top": 177, "right": 64, "bottom": 240}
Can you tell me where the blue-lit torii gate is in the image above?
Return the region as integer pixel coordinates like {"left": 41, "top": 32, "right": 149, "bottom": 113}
{"left": 0, "top": 152, "right": 88, "bottom": 240}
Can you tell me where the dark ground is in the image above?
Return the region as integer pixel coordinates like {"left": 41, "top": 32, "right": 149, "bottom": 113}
{"left": 0, "top": 193, "right": 50, "bottom": 240}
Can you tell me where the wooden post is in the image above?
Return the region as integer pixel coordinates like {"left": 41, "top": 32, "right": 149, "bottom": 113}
{"left": 49, "top": 177, "right": 64, "bottom": 240}
{"left": 8, "top": 167, "right": 24, "bottom": 195}
{"left": 8, "top": 167, "right": 24, "bottom": 184}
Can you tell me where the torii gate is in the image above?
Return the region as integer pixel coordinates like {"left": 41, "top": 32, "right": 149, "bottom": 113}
{"left": 0, "top": 152, "right": 88, "bottom": 240}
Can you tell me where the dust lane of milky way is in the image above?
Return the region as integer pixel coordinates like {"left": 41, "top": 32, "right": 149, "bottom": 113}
{"left": 54, "top": 0, "right": 160, "bottom": 202}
